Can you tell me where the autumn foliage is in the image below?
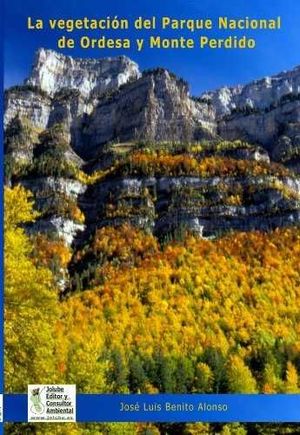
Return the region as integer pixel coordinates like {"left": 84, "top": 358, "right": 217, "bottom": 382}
{"left": 4, "top": 185, "right": 300, "bottom": 430}
{"left": 4, "top": 186, "right": 61, "bottom": 391}
{"left": 62, "top": 223, "right": 300, "bottom": 395}
{"left": 117, "top": 152, "right": 292, "bottom": 178}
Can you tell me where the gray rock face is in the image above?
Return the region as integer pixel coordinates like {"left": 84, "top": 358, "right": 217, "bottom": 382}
{"left": 5, "top": 50, "right": 217, "bottom": 161}
{"left": 6, "top": 49, "right": 300, "bottom": 160}
{"left": 26, "top": 48, "right": 141, "bottom": 98}
{"left": 202, "top": 66, "right": 300, "bottom": 117}
{"left": 29, "top": 216, "right": 85, "bottom": 247}
{"left": 78, "top": 70, "right": 216, "bottom": 158}
{"left": 4, "top": 88, "right": 51, "bottom": 129}
{"left": 4, "top": 49, "right": 142, "bottom": 150}
{"left": 21, "top": 177, "right": 87, "bottom": 246}
{"left": 201, "top": 67, "right": 300, "bottom": 154}
{"left": 218, "top": 100, "right": 300, "bottom": 151}
{"left": 78, "top": 173, "right": 300, "bottom": 240}
{"left": 21, "top": 177, "right": 86, "bottom": 198}
{"left": 4, "top": 49, "right": 300, "bottom": 245}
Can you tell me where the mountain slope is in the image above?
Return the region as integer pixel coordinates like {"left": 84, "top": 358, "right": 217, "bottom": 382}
{"left": 4, "top": 49, "right": 300, "bottom": 248}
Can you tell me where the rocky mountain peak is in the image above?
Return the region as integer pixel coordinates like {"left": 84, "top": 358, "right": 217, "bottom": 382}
{"left": 25, "top": 48, "right": 141, "bottom": 98}
{"left": 202, "top": 65, "right": 300, "bottom": 117}
{"left": 4, "top": 49, "right": 300, "bottom": 247}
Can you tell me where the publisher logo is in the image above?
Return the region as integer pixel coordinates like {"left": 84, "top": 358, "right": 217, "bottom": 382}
{"left": 28, "top": 384, "right": 76, "bottom": 422}
{"left": 29, "top": 387, "right": 45, "bottom": 415}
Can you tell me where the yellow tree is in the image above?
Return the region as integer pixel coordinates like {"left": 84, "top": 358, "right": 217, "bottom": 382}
{"left": 227, "top": 356, "right": 257, "bottom": 393}
{"left": 284, "top": 362, "right": 299, "bottom": 393}
{"left": 5, "top": 185, "right": 61, "bottom": 391}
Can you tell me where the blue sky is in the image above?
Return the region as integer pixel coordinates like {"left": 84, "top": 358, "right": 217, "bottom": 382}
{"left": 4, "top": 0, "right": 300, "bottom": 95}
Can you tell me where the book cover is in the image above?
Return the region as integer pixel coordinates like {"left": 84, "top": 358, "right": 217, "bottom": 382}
{"left": 2, "top": 0, "right": 300, "bottom": 433}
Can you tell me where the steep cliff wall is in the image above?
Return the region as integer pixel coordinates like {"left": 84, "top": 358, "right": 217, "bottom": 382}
{"left": 202, "top": 66, "right": 300, "bottom": 162}
{"left": 26, "top": 48, "right": 141, "bottom": 98}
{"left": 4, "top": 49, "right": 300, "bottom": 246}
{"left": 78, "top": 69, "right": 216, "bottom": 159}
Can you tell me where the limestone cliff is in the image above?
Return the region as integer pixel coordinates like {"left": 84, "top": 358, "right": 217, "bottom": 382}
{"left": 4, "top": 49, "right": 300, "bottom": 248}
{"left": 202, "top": 66, "right": 300, "bottom": 164}
{"left": 26, "top": 47, "right": 141, "bottom": 98}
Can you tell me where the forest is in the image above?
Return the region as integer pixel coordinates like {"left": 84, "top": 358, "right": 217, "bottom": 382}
{"left": 4, "top": 183, "right": 300, "bottom": 434}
